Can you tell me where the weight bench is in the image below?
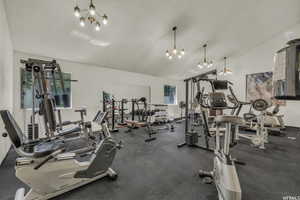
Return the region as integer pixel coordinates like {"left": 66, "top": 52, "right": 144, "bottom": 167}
{"left": 124, "top": 120, "right": 146, "bottom": 132}
{"left": 124, "top": 120, "right": 156, "bottom": 142}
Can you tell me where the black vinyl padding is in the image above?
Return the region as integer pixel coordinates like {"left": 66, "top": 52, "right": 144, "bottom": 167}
{"left": 0, "top": 110, "right": 23, "bottom": 148}
{"left": 33, "top": 140, "right": 65, "bottom": 158}
{"left": 213, "top": 80, "right": 228, "bottom": 90}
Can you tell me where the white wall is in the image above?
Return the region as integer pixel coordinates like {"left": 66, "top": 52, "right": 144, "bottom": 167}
{"left": 222, "top": 22, "right": 300, "bottom": 127}
{"left": 13, "top": 51, "right": 185, "bottom": 135}
{"left": 0, "top": 0, "right": 13, "bottom": 164}
{"left": 100, "top": 83, "right": 151, "bottom": 103}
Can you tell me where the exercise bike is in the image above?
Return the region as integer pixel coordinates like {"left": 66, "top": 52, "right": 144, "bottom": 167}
{"left": 196, "top": 79, "right": 243, "bottom": 200}
{"left": 0, "top": 58, "right": 122, "bottom": 200}
{"left": 1, "top": 110, "right": 121, "bottom": 200}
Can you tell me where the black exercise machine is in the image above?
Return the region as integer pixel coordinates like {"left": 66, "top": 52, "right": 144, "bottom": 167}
{"left": 177, "top": 70, "right": 217, "bottom": 151}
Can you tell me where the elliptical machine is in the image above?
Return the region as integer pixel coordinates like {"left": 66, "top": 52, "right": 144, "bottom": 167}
{"left": 227, "top": 89, "right": 269, "bottom": 149}
{"left": 1, "top": 59, "right": 121, "bottom": 200}
{"left": 196, "top": 79, "right": 243, "bottom": 200}
{"left": 240, "top": 99, "right": 269, "bottom": 149}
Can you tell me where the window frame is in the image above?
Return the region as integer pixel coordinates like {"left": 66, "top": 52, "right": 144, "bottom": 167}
{"left": 163, "top": 85, "right": 177, "bottom": 105}
{"left": 20, "top": 68, "right": 73, "bottom": 110}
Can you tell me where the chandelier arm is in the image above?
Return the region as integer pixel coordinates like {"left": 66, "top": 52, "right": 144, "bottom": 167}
{"left": 95, "top": 8, "right": 106, "bottom": 15}
{"left": 94, "top": 11, "right": 104, "bottom": 18}
{"left": 204, "top": 45, "right": 207, "bottom": 62}
{"left": 173, "top": 28, "right": 176, "bottom": 49}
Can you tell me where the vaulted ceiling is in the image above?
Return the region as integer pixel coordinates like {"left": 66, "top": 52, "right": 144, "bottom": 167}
{"left": 4, "top": 0, "right": 300, "bottom": 79}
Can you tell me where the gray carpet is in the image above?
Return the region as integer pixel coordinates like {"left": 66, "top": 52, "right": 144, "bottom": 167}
{"left": 0, "top": 124, "right": 300, "bottom": 200}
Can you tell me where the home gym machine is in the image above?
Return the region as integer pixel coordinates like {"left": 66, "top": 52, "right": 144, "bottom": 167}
{"left": 21, "top": 59, "right": 80, "bottom": 142}
{"left": 118, "top": 98, "right": 129, "bottom": 125}
{"left": 102, "top": 93, "right": 120, "bottom": 132}
{"left": 196, "top": 78, "right": 243, "bottom": 200}
{"left": 1, "top": 58, "right": 122, "bottom": 200}
{"left": 131, "top": 97, "right": 148, "bottom": 122}
{"left": 177, "top": 70, "right": 218, "bottom": 151}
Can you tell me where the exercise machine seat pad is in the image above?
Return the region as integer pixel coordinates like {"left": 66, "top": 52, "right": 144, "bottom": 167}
{"left": 33, "top": 140, "right": 65, "bottom": 158}
{"left": 215, "top": 115, "right": 244, "bottom": 125}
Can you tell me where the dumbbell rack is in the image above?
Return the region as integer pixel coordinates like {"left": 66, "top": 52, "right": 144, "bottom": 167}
{"left": 148, "top": 104, "right": 169, "bottom": 124}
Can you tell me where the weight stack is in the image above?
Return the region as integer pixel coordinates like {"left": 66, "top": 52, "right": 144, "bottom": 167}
{"left": 25, "top": 123, "right": 39, "bottom": 153}
{"left": 28, "top": 123, "right": 39, "bottom": 140}
{"left": 186, "top": 131, "right": 198, "bottom": 145}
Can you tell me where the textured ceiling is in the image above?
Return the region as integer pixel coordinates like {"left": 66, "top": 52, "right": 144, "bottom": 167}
{"left": 4, "top": 0, "right": 300, "bottom": 79}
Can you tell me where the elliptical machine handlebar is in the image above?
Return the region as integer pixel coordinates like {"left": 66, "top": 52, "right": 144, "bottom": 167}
{"left": 197, "top": 85, "right": 239, "bottom": 111}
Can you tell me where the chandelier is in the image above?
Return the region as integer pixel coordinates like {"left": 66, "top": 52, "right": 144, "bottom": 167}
{"left": 197, "top": 44, "right": 213, "bottom": 69}
{"left": 165, "top": 26, "right": 185, "bottom": 60}
{"left": 74, "top": 0, "right": 108, "bottom": 31}
{"left": 219, "top": 57, "right": 233, "bottom": 75}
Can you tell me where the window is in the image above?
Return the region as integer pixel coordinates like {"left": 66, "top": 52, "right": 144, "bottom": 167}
{"left": 164, "top": 85, "right": 177, "bottom": 105}
{"left": 20, "top": 69, "right": 72, "bottom": 109}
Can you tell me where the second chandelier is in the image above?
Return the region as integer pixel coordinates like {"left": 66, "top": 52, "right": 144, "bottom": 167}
{"left": 165, "top": 26, "right": 185, "bottom": 60}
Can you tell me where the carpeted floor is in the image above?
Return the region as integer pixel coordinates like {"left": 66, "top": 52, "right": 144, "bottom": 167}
{"left": 0, "top": 124, "right": 299, "bottom": 200}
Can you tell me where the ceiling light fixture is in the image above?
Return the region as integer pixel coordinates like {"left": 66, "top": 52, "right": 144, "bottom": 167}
{"left": 219, "top": 57, "right": 233, "bottom": 76}
{"left": 74, "top": 6, "right": 81, "bottom": 18}
{"left": 73, "top": 0, "right": 108, "bottom": 31}
{"left": 165, "top": 26, "right": 185, "bottom": 60}
{"left": 197, "top": 44, "right": 213, "bottom": 69}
